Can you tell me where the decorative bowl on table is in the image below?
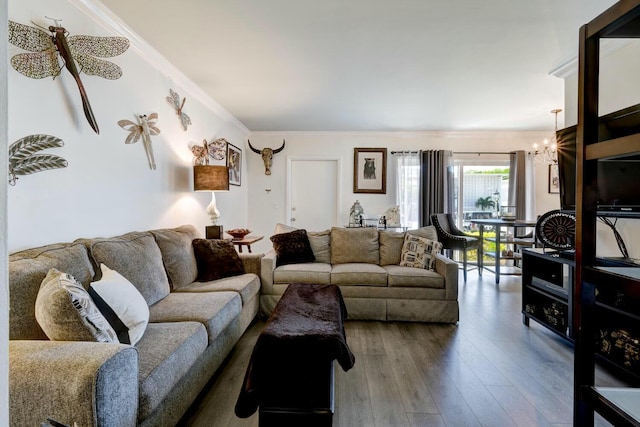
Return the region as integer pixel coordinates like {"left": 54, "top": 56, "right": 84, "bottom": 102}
{"left": 227, "top": 228, "right": 251, "bottom": 240}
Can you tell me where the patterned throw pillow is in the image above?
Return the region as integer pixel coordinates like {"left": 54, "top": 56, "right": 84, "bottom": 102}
{"left": 35, "top": 268, "right": 118, "bottom": 342}
{"left": 399, "top": 234, "right": 443, "bottom": 270}
{"left": 89, "top": 264, "right": 150, "bottom": 345}
{"left": 192, "top": 239, "right": 245, "bottom": 282}
{"left": 270, "top": 229, "right": 316, "bottom": 267}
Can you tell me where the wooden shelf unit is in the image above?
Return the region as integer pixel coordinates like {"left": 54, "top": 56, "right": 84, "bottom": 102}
{"left": 574, "top": 1, "right": 640, "bottom": 425}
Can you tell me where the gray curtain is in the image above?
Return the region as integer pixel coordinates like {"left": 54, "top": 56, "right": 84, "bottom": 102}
{"left": 508, "top": 150, "right": 527, "bottom": 219}
{"left": 420, "top": 150, "right": 453, "bottom": 226}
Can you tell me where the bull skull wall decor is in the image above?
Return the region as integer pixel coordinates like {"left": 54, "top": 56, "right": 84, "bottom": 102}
{"left": 247, "top": 139, "right": 285, "bottom": 175}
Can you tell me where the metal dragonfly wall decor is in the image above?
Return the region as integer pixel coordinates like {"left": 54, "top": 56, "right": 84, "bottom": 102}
{"left": 166, "top": 89, "right": 192, "bottom": 131}
{"left": 9, "top": 134, "right": 68, "bottom": 186}
{"left": 189, "top": 138, "right": 227, "bottom": 165}
{"left": 118, "top": 113, "right": 161, "bottom": 170}
{"left": 8, "top": 18, "right": 130, "bottom": 134}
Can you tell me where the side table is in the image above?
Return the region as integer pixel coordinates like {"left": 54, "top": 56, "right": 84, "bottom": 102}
{"left": 229, "top": 235, "right": 263, "bottom": 253}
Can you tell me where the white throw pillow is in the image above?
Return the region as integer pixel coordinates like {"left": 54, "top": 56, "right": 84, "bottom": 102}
{"left": 399, "top": 234, "right": 443, "bottom": 270}
{"left": 89, "top": 264, "right": 149, "bottom": 345}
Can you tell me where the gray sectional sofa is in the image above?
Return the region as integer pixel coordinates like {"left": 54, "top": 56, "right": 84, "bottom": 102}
{"left": 8, "top": 225, "right": 261, "bottom": 427}
{"left": 260, "top": 226, "right": 460, "bottom": 323}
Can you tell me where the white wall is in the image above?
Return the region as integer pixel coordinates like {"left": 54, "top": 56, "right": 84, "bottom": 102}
{"left": 7, "top": 0, "right": 250, "bottom": 251}
{"left": 1, "top": 0, "right": 10, "bottom": 423}
{"left": 246, "top": 131, "right": 558, "bottom": 254}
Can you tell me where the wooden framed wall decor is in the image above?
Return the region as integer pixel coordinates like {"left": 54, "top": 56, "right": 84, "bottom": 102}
{"left": 227, "top": 143, "right": 242, "bottom": 186}
{"left": 354, "top": 148, "right": 387, "bottom": 194}
{"left": 548, "top": 163, "right": 559, "bottom": 194}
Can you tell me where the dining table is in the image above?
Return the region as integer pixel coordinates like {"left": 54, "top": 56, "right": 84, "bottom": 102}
{"left": 469, "top": 218, "right": 537, "bottom": 284}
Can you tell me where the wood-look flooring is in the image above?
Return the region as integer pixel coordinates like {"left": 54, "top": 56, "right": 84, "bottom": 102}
{"left": 180, "top": 270, "right": 623, "bottom": 426}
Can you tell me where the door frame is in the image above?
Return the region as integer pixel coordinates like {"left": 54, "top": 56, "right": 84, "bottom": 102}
{"left": 286, "top": 156, "right": 342, "bottom": 227}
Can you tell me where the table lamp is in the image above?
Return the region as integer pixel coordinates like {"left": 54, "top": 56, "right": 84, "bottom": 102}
{"left": 194, "top": 165, "right": 229, "bottom": 238}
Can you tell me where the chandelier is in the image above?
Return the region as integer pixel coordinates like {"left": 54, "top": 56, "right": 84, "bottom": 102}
{"left": 533, "top": 109, "right": 562, "bottom": 164}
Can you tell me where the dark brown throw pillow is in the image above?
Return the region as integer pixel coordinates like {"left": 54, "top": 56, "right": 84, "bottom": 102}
{"left": 192, "top": 239, "right": 245, "bottom": 282}
{"left": 270, "top": 229, "right": 316, "bottom": 267}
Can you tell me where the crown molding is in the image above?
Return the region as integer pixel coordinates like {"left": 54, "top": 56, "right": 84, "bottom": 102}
{"left": 550, "top": 39, "right": 631, "bottom": 79}
{"left": 69, "top": 0, "right": 250, "bottom": 135}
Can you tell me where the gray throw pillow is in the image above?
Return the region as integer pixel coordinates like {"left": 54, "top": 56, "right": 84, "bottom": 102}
{"left": 308, "top": 230, "right": 331, "bottom": 263}
{"left": 35, "top": 268, "right": 118, "bottom": 342}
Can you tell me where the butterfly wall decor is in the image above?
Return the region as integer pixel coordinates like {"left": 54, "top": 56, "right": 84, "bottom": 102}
{"left": 166, "top": 88, "right": 192, "bottom": 131}
{"left": 189, "top": 138, "right": 228, "bottom": 165}
{"left": 9, "top": 134, "right": 68, "bottom": 186}
{"left": 8, "top": 19, "right": 130, "bottom": 134}
{"left": 118, "top": 113, "right": 161, "bottom": 170}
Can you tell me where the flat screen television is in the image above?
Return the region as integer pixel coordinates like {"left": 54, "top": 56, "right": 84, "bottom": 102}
{"left": 556, "top": 123, "right": 640, "bottom": 213}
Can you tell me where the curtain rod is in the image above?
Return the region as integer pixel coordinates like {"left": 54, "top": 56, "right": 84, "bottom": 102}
{"left": 391, "top": 150, "right": 515, "bottom": 155}
{"left": 454, "top": 151, "right": 515, "bottom": 155}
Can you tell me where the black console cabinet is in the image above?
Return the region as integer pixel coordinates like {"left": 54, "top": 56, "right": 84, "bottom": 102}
{"left": 522, "top": 248, "right": 575, "bottom": 340}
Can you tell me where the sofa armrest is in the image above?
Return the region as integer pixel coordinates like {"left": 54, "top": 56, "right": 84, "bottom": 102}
{"left": 239, "top": 252, "right": 264, "bottom": 276}
{"left": 10, "top": 340, "right": 138, "bottom": 427}
{"left": 434, "top": 253, "right": 459, "bottom": 301}
{"left": 260, "top": 249, "right": 277, "bottom": 294}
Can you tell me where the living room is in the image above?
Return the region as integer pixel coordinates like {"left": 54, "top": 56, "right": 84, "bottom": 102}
{"left": 4, "top": 0, "right": 640, "bottom": 425}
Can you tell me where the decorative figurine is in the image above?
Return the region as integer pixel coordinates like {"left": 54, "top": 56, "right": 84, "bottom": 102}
{"left": 118, "top": 113, "right": 161, "bottom": 170}
{"left": 166, "top": 88, "right": 191, "bottom": 131}
{"left": 8, "top": 19, "right": 129, "bottom": 134}
{"left": 8, "top": 134, "right": 68, "bottom": 185}
{"left": 349, "top": 200, "right": 365, "bottom": 226}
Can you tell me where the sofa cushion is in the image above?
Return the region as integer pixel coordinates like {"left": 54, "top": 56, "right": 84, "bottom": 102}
{"left": 330, "top": 227, "right": 379, "bottom": 264}
{"left": 400, "top": 234, "right": 443, "bottom": 270}
{"left": 192, "top": 239, "right": 245, "bottom": 281}
{"left": 379, "top": 230, "right": 406, "bottom": 265}
{"left": 36, "top": 268, "right": 118, "bottom": 342}
{"left": 88, "top": 232, "right": 170, "bottom": 306}
{"left": 9, "top": 242, "right": 95, "bottom": 340}
{"left": 308, "top": 229, "right": 331, "bottom": 263}
{"left": 89, "top": 264, "right": 149, "bottom": 345}
{"left": 407, "top": 225, "right": 438, "bottom": 242}
{"left": 270, "top": 229, "right": 316, "bottom": 266}
{"left": 273, "top": 262, "right": 331, "bottom": 285}
{"left": 148, "top": 291, "right": 241, "bottom": 344}
{"left": 175, "top": 273, "right": 261, "bottom": 305}
{"left": 150, "top": 225, "right": 200, "bottom": 290}
{"left": 331, "top": 263, "right": 387, "bottom": 286}
{"left": 136, "top": 321, "right": 208, "bottom": 421}
{"left": 384, "top": 265, "right": 445, "bottom": 289}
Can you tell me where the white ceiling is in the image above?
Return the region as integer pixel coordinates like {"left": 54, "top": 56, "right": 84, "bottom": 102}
{"left": 99, "top": 0, "right": 616, "bottom": 132}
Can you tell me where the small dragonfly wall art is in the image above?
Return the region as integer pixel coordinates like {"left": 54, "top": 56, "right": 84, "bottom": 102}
{"left": 167, "top": 89, "right": 192, "bottom": 131}
{"left": 118, "top": 113, "right": 161, "bottom": 170}
{"left": 9, "top": 134, "right": 68, "bottom": 186}
{"left": 189, "top": 138, "right": 227, "bottom": 165}
{"left": 8, "top": 18, "right": 130, "bottom": 134}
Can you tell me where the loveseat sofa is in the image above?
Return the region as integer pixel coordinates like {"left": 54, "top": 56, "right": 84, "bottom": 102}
{"left": 260, "top": 225, "right": 459, "bottom": 323}
{"left": 8, "top": 225, "right": 261, "bottom": 427}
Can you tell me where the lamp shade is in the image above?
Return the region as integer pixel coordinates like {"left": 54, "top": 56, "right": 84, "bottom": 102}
{"left": 193, "top": 165, "right": 229, "bottom": 192}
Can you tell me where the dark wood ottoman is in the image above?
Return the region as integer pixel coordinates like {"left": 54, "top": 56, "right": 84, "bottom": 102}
{"left": 235, "top": 283, "right": 355, "bottom": 427}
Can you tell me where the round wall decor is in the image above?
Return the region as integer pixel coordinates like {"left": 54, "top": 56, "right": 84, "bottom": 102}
{"left": 535, "top": 210, "right": 576, "bottom": 250}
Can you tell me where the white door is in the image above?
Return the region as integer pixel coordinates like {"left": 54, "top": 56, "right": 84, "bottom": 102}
{"left": 287, "top": 157, "right": 341, "bottom": 230}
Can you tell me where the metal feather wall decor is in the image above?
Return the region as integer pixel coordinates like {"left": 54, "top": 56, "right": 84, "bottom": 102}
{"left": 189, "top": 138, "right": 227, "bottom": 165}
{"left": 8, "top": 134, "right": 68, "bottom": 186}
{"left": 166, "top": 88, "right": 192, "bottom": 131}
{"left": 118, "top": 113, "right": 161, "bottom": 170}
{"left": 8, "top": 18, "right": 130, "bottom": 134}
